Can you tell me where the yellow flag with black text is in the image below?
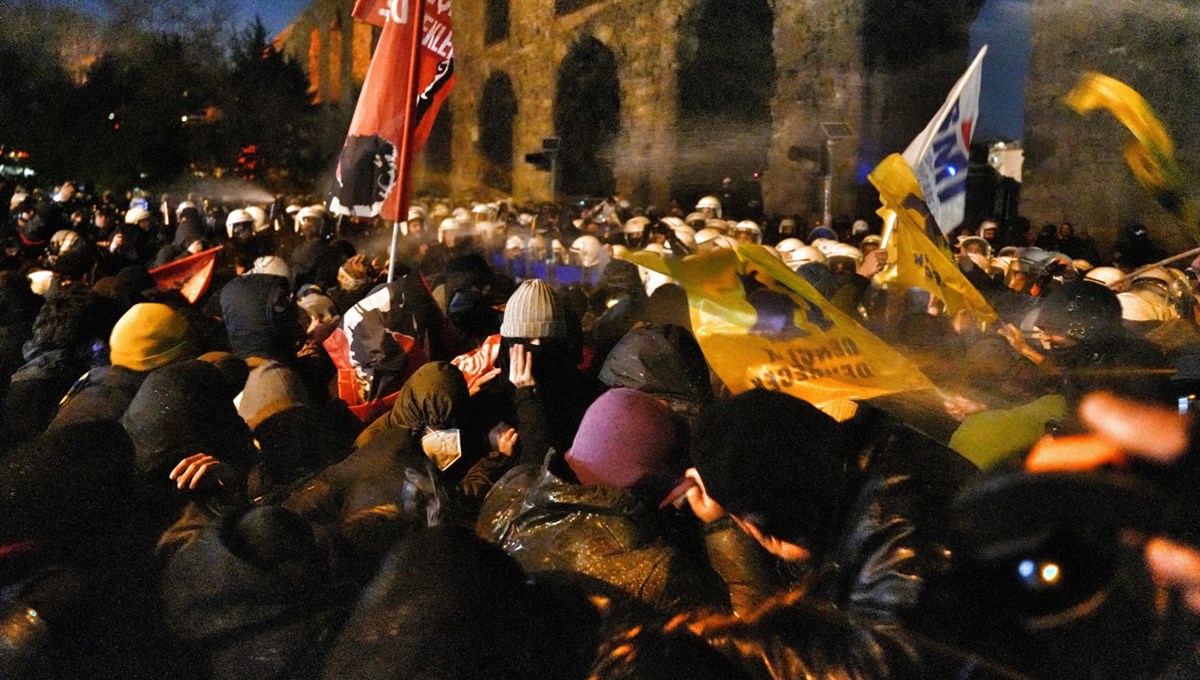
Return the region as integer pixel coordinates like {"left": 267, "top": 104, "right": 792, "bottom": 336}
{"left": 624, "top": 244, "right": 933, "bottom": 419}
{"left": 870, "top": 153, "right": 998, "bottom": 326}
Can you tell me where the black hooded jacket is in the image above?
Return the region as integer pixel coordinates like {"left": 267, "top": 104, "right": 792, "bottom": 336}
{"left": 283, "top": 427, "right": 448, "bottom": 561}
{"left": 0, "top": 421, "right": 173, "bottom": 679}
{"left": 219, "top": 273, "right": 300, "bottom": 361}
{"left": 158, "top": 506, "right": 350, "bottom": 680}
{"left": 598, "top": 324, "right": 714, "bottom": 423}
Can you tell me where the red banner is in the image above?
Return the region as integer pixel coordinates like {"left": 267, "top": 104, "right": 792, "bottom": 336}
{"left": 329, "top": 0, "right": 455, "bottom": 220}
{"left": 149, "top": 246, "right": 221, "bottom": 304}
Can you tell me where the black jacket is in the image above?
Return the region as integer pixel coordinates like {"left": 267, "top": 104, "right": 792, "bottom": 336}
{"left": 699, "top": 406, "right": 979, "bottom": 675}
{"left": 597, "top": 324, "right": 714, "bottom": 424}
{"left": 48, "top": 364, "right": 149, "bottom": 430}
{"left": 283, "top": 428, "right": 448, "bottom": 561}
{"left": 478, "top": 456, "right": 730, "bottom": 615}
{"left": 158, "top": 506, "right": 349, "bottom": 680}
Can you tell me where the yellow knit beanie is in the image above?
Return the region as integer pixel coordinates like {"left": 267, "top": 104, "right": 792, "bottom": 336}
{"left": 109, "top": 303, "right": 188, "bottom": 371}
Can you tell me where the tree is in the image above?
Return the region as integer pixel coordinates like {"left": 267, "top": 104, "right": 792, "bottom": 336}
{"left": 0, "top": 2, "right": 323, "bottom": 195}
{"left": 222, "top": 18, "right": 320, "bottom": 192}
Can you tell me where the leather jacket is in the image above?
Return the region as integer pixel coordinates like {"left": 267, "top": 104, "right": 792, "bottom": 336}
{"left": 478, "top": 456, "right": 730, "bottom": 615}
{"left": 699, "top": 406, "right": 979, "bottom": 677}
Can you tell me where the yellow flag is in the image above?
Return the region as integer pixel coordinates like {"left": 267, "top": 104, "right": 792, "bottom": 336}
{"left": 869, "top": 153, "right": 998, "bottom": 326}
{"left": 1065, "top": 72, "right": 1196, "bottom": 234}
{"left": 624, "top": 244, "right": 934, "bottom": 419}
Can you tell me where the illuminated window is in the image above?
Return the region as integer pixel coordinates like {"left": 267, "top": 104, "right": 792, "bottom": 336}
{"left": 352, "top": 19, "right": 373, "bottom": 82}
{"left": 328, "top": 17, "right": 343, "bottom": 102}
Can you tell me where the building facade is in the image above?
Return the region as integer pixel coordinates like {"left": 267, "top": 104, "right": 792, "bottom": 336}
{"left": 1022, "top": 1, "right": 1200, "bottom": 254}
{"left": 279, "top": 0, "right": 981, "bottom": 222}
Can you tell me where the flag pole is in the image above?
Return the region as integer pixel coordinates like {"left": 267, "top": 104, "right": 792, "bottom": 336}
{"left": 387, "top": 220, "right": 401, "bottom": 282}
{"left": 1105, "top": 245, "right": 1200, "bottom": 289}
{"left": 388, "top": 0, "right": 427, "bottom": 283}
{"left": 879, "top": 208, "right": 898, "bottom": 249}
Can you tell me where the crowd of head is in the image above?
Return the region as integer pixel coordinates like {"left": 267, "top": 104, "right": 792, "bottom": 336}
{"left": 2, "top": 180, "right": 1200, "bottom": 679}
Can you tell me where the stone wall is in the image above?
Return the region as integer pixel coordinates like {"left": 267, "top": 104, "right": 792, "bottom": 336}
{"left": 278, "top": 0, "right": 980, "bottom": 222}
{"left": 275, "top": 0, "right": 374, "bottom": 108}
{"left": 1023, "top": 1, "right": 1200, "bottom": 255}
{"left": 765, "top": 0, "right": 865, "bottom": 221}
{"left": 453, "top": 0, "right": 688, "bottom": 205}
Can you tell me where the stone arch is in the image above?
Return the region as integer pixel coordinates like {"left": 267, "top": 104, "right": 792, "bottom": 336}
{"left": 554, "top": 35, "right": 621, "bottom": 198}
{"left": 673, "top": 0, "right": 776, "bottom": 215}
{"left": 479, "top": 71, "right": 518, "bottom": 193}
{"left": 485, "top": 0, "right": 510, "bottom": 44}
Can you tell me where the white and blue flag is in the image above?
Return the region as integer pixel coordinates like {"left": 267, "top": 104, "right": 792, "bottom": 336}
{"left": 901, "top": 46, "right": 987, "bottom": 235}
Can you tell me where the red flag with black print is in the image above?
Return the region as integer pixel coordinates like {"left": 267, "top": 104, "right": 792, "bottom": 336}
{"left": 328, "top": 0, "right": 454, "bottom": 220}
{"left": 149, "top": 246, "right": 221, "bottom": 304}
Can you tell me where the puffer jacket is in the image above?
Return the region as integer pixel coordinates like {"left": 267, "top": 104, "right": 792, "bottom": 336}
{"left": 478, "top": 455, "right": 730, "bottom": 615}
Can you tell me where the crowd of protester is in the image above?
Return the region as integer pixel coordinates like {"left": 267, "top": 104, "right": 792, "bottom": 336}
{"left": 2, "top": 179, "right": 1200, "bottom": 679}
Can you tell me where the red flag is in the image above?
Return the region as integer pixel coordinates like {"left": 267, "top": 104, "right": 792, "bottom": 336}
{"left": 329, "top": 0, "right": 454, "bottom": 220}
{"left": 149, "top": 246, "right": 221, "bottom": 304}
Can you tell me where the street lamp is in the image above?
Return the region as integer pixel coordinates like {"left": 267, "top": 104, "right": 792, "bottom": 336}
{"left": 819, "top": 121, "right": 852, "bottom": 228}
{"left": 524, "top": 137, "right": 560, "bottom": 201}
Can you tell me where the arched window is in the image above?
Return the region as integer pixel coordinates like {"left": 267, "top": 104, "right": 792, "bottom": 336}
{"left": 673, "top": 0, "right": 775, "bottom": 211}
{"left": 554, "top": 37, "right": 621, "bottom": 198}
{"left": 485, "top": 0, "right": 509, "bottom": 44}
{"left": 327, "top": 16, "right": 343, "bottom": 102}
{"left": 307, "top": 28, "right": 322, "bottom": 102}
{"left": 351, "top": 18, "right": 372, "bottom": 82}
{"left": 479, "top": 72, "right": 517, "bottom": 192}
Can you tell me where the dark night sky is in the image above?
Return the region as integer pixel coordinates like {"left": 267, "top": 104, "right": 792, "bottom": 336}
{"left": 970, "top": 0, "right": 1032, "bottom": 142}
{"left": 56, "top": 0, "right": 1031, "bottom": 142}
{"left": 51, "top": 0, "right": 312, "bottom": 37}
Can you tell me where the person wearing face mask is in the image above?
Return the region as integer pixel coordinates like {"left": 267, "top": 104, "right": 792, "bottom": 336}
{"left": 495, "top": 280, "right": 602, "bottom": 468}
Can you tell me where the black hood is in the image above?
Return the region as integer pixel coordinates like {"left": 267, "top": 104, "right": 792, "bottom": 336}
{"left": 322, "top": 526, "right": 536, "bottom": 680}
{"left": 0, "top": 420, "right": 135, "bottom": 546}
{"left": 598, "top": 324, "right": 714, "bottom": 408}
{"left": 121, "top": 359, "right": 255, "bottom": 477}
{"left": 161, "top": 506, "right": 333, "bottom": 641}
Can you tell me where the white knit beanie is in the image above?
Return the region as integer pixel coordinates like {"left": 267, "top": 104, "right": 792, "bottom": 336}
{"left": 500, "top": 280, "right": 563, "bottom": 338}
